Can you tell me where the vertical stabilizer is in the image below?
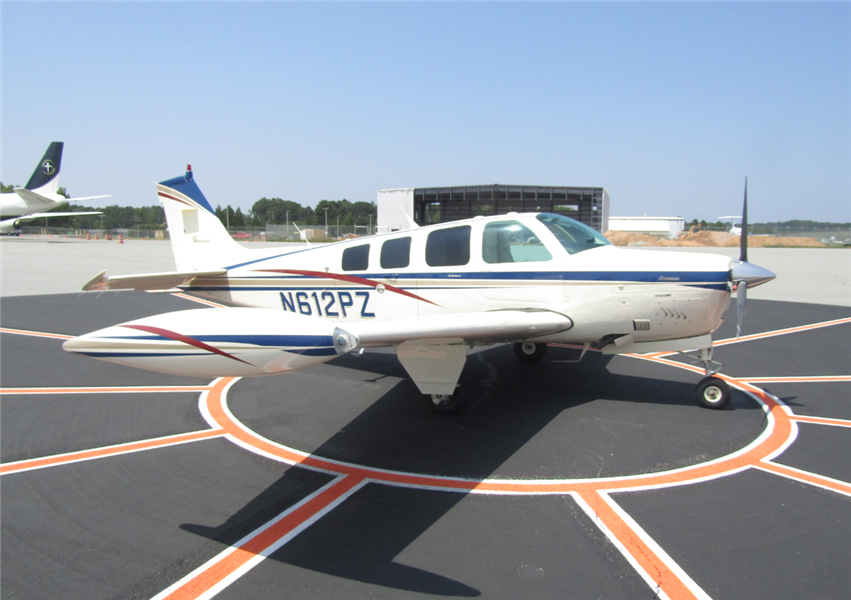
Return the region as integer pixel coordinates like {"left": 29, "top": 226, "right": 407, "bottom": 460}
{"left": 157, "top": 166, "right": 250, "bottom": 271}
{"left": 24, "top": 142, "right": 63, "bottom": 194}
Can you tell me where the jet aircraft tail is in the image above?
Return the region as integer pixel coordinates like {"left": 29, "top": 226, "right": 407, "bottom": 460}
{"left": 22, "top": 142, "right": 63, "bottom": 196}
{"left": 158, "top": 166, "right": 252, "bottom": 271}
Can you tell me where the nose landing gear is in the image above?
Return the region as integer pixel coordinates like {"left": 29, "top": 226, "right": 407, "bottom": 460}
{"left": 691, "top": 346, "right": 731, "bottom": 409}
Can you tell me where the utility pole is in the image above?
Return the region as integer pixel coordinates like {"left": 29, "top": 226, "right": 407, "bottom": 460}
{"left": 369, "top": 214, "right": 373, "bottom": 236}
{"left": 324, "top": 207, "right": 329, "bottom": 238}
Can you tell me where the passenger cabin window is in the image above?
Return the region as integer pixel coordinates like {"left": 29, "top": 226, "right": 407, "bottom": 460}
{"left": 380, "top": 237, "right": 411, "bottom": 269}
{"left": 426, "top": 225, "right": 471, "bottom": 267}
{"left": 536, "top": 213, "right": 611, "bottom": 255}
{"left": 342, "top": 244, "right": 370, "bottom": 271}
{"left": 483, "top": 221, "right": 552, "bottom": 264}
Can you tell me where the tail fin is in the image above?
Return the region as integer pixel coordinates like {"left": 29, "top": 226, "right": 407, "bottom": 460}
{"left": 24, "top": 142, "right": 63, "bottom": 194}
{"left": 157, "top": 166, "right": 251, "bottom": 271}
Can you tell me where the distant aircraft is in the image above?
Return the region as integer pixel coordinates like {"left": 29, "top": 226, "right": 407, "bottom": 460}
{"left": 64, "top": 167, "right": 775, "bottom": 413}
{"left": 0, "top": 142, "right": 107, "bottom": 234}
{"left": 718, "top": 216, "right": 743, "bottom": 236}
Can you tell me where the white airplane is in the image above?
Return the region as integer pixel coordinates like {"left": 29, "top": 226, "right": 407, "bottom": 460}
{"left": 0, "top": 142, "right": 108, "bottom": 234}
{"left": 63, "top": 166, "right": 775, "bottom": 413}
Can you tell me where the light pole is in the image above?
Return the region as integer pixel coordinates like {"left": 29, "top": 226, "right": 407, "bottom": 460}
{"left": 324, "top": 207, "right": 328, "bottom": 238}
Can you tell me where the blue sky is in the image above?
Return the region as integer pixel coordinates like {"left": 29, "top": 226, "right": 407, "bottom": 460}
{"left": 2, "top": 2, "right": 849, "bottom": 223}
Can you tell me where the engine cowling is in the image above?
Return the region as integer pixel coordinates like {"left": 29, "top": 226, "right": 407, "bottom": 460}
{"left": 62, "top": 307, "right": 358, "bottom": 377}
{"left": 0, "top": 219, "right": 22, "bottom": 234}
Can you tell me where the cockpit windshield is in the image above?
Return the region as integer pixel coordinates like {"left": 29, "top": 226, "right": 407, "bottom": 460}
{"left": 536, "top": 213, "right": 611, "bottom": 255}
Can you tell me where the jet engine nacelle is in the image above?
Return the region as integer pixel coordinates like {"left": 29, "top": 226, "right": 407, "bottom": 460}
{"left": 62, "top": 307, "right": 357, "bottom": 378}
{"left": 0, "top": 219, "right": 22, "bottom": 234}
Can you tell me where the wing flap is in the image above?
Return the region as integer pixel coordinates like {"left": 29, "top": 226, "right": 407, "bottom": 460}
{"left": 341, "top": 310, "right": 572, "bottom": 347}
{"left": 83, "top": 269, "right": 227, "bottom": 292}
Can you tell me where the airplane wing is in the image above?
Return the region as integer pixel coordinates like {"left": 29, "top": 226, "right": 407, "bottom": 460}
{"left": 11, "top": 211, "right": 103, "bottom": 222}
{"left": 82, "top": 269, "right": 228, "bottom": 292}
{"left": 340, "top": 309, "right": 572, "bottom": 347}
{"left": 1, "top": 211, "right": 104, "bottom": 234}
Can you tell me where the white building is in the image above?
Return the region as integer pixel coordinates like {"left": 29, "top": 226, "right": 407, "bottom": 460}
{"left": 607, "top": 216, "right": 685, "bottom": 239}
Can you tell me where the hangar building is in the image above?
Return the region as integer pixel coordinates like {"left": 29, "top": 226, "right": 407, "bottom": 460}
{"left": 377, "top": 185, "right": 609, "bottom": 234}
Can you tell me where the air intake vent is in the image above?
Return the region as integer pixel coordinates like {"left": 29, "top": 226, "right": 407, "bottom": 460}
{"left": 633, "top": 319, "right": 650, "bottom": 331}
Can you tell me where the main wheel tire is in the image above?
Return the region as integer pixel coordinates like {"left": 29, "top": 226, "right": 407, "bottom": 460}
{"left": 428, "top": 389, "right": 465, "bottom": 414}
{"left": 514, "top": 342, "right": 547, "bottom": 362}
{"left": 696, "top": 376, "right": 731, "bottom": 409}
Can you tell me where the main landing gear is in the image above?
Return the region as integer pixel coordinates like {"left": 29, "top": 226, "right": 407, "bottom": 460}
{"left": 428, "top": 388, "right": 465, "bottom": 414}
{"left": 514, "top": 342, "right": 547, "bottom": 362}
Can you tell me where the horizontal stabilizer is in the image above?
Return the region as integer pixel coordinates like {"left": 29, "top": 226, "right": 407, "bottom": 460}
{"left": 66, "top": 195, "right": 112, "bottom": 203}
{"left": 83, "top": 269, "right": 227, "bottom": 292}
{"left": 14, "top": 188, "right": 55, "bottom": 205}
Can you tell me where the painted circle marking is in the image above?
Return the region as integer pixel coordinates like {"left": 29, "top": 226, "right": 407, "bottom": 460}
{"left": 199, "top": 354, "right": 796, "bottom": 495}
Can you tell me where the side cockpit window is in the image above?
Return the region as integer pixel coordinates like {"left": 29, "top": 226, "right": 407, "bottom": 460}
{"left": 536, "top": 213, "right": 611, "bottom": 255}
{"left": 342, "top": 244, "right": 370, "bottom": 271}
{"left": 380, "top": 237, "right": 411, "bottom": 269}
{"left": 483, "top": 221, "right": 553, "bottom": 264}
{"left": 426, "top": 225, "right": 471, "bottom": 267}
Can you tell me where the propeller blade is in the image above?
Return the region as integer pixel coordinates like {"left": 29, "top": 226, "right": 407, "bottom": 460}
{"left": 736, "top": 280, "right": 748, "bottom": 337}
{"left": 740, "top": 177, "right": 748, "bottom": 263}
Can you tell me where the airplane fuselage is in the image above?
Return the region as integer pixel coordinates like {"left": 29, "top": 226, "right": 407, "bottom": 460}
{"left": 178, "top": 213, "right": 732, "bottom": 350}
{"left": 0, "top": 191, "right": 67, "bottom": 217}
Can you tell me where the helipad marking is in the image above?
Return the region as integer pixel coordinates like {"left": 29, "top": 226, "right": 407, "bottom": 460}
{"left": 640, "top": 317, "right": 851, "bottom": 358}
{"left": 151, "top": 475, "right": 366, "bottom": 600}
{"left": 0, "top": 429, "right": 225, "bottom": 475}
{"left": 742, "top": 376, "right": 851, "bottom": 383}
{"left": 0, "top": 385, "right": 213, "bottom": 395}
{"left": 0, "top": 326, "right": 73, "bottom": 340}
{"left": 755, "top": 461, "right": 851, "bottom": 498}
{"left": 170, "top": 292, "right": 228, "bottom": 308}
{"left": 790, "top": 415, "right": 851, "bottom": 428}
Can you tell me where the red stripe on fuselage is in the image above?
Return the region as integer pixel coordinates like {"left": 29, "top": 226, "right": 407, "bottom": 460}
{"left": 258, "top": 269, "right": 440, "bottom": 307}
{"left": 122, "top": 324, "right": 254, "bottom": 366}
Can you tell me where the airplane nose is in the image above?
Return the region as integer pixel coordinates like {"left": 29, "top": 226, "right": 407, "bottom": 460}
{"left": 731, "top": 260, "right": 776, "bottom": 288}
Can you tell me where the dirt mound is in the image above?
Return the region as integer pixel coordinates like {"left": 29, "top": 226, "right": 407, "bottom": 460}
{"left": 604, "top": 230, "right": 824, "bottom": 248}
{"left": 603, "top": 231, "right": 659, "bottom": 246}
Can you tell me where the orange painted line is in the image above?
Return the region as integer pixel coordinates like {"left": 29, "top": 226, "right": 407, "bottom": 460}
{"left": 0, "top": 385, "right": 213, "bottom": 395}
{"left": 0, "top": 327, "right": 73, "bottom": 340}
{"left": 170, "top": 292, "right": 228, "bottom": 308}
{"left": 204, "top": 374, "right": 793, "bottom": 495}
{"left": 156, "top": 475, "right": 365, "bottom": 600}
{"left": 757, "top": 461, "right": 851, "bottom": 497}
{"left": 640, "top": 316, "right": 851, "bottom": 358}
{"left": 790, "top": 415, "right": 851, "bottom": 428}
{"left": 742, "top": 376, "right": 851, "bottom": 383}
{"left": 0, "top": 429, "right": 225, "bottom": 475}
{"left": 577, "top": 491, "right": 700, "bottom": 600}
{"left": 714, "top": 317, "right": 851, "bottom": 346}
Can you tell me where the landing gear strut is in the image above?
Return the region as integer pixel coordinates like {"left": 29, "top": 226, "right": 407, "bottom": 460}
{"left": 691, "top": 347, "right": 731, "bottom": 409}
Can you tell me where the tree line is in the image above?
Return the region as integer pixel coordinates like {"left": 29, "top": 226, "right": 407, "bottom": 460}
{"left": 3, "top": 180, "right": 847, "bottom": 233}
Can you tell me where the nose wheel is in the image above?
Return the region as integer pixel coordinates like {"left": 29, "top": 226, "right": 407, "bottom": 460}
{"left": 696, "top": 376, "right": 731, "bottom": 409}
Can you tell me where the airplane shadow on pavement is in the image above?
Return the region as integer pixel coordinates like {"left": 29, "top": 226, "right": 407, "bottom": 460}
{"left": 180, "top": 344, "right": 765, "bottom": 597}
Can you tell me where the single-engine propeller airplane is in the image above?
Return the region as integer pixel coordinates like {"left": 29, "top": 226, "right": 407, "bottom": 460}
{"left": 64, "top": 167, "right": 775, "bottom": 413}
{"left": 0, "top": 142, "right": 108, "bottom": 234}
